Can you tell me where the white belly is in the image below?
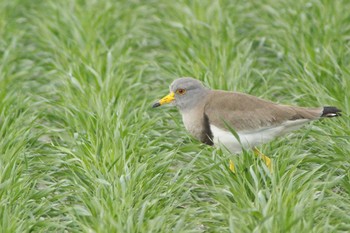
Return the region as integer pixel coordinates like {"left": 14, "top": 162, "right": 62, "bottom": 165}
{"left": 210, "top": 119, "right": 310, "bottom": 153}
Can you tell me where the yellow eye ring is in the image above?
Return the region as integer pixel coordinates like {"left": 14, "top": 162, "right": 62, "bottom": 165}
{"left": 176, "top": 89, "right": 186, "bottom": 95}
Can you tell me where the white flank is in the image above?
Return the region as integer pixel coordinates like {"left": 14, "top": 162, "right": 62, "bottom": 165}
{"left": 210, "top": 119, "right": 310, "bottom": 153}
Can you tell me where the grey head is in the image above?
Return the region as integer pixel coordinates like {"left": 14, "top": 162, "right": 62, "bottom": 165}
{"left": 153, "top": 77, "right": 209, "bottom": 111}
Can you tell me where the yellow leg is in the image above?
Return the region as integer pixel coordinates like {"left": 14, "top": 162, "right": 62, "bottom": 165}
{"left": 253, "top": 147, "right": 272, "bottom": 171}
{"left": 229, "top": 148, "right": 271, "bottom": 173}
{"left": 229, "top": 159, "right": 235, "bottom": 173}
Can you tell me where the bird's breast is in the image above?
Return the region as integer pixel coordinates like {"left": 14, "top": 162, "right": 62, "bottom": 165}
{"left": 181, "top": 110, "right": 204, "bottom": 141}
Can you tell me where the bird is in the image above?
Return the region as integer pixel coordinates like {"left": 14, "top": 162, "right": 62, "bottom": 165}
{"left": 152, "top": 77, "right": 341, "bottom": 172}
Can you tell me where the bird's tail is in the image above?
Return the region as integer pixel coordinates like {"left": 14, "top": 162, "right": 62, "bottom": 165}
{"left": 321, "top": 106, "right": 342, "bottom": 117}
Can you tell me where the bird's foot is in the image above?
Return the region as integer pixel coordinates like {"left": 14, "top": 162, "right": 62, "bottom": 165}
{"left": 253, "top": 147, "right": 272, "bottom": 172}
{"left": 229, "top": 148, "right": 272, "bottom": 173}
{"left": 229, "top": 159, "right": 235, "bottom": 173}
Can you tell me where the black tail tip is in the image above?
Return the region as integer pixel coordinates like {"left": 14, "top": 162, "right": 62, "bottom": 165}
{"left": 322, "top": 106, "right": 342, "bottom": 117}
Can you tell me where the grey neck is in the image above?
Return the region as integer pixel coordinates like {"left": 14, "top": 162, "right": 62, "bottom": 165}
{"left": 178, "top": 89, "right": 210, "bottom": 113}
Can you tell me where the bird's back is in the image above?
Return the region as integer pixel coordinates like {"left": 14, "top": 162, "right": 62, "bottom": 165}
{"left": 204, "top": 90, "right": 323, "bottom": 132}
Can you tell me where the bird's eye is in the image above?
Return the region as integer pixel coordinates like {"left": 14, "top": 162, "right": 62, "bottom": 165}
{"left": 176, "top": 89, "right": 186, "bottom": 95}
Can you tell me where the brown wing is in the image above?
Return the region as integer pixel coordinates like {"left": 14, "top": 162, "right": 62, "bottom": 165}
{"left": 204, "top": 90, "right": 322, "bottom": 131}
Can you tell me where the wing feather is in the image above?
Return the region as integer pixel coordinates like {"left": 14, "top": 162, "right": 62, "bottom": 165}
{"left": 204, "top": 90, "right": 322, "bottom": 131}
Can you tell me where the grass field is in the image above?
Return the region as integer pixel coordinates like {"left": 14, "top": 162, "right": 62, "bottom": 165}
{"left": 0, "top": 0, "right": 350, "bottom": 232}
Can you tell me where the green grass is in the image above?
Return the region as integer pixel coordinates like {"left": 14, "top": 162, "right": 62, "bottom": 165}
{"left": 0, "top": 0, "right": 349, "bottom": 232}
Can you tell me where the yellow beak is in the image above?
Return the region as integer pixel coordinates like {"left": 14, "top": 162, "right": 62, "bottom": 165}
{"left": 152, "top": 92, "right": 175, "bottom": 108}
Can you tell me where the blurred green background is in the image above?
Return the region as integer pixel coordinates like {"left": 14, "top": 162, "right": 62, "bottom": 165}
{"left": 0, "top": 0, "right": 349, "bottom": 232}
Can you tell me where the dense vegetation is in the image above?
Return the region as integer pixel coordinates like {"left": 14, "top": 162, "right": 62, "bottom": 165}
{"left": 0, "top": 0, "right": 349, "bottom": 232}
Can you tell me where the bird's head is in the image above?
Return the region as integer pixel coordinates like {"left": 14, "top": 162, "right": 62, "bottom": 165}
{"left": 152, "top": 77, "right": 208, "bottom": 111}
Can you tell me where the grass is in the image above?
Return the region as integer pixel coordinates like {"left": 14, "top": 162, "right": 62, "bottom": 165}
{"left": 0, "top": 0, "right": 349, "bottom": 232}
